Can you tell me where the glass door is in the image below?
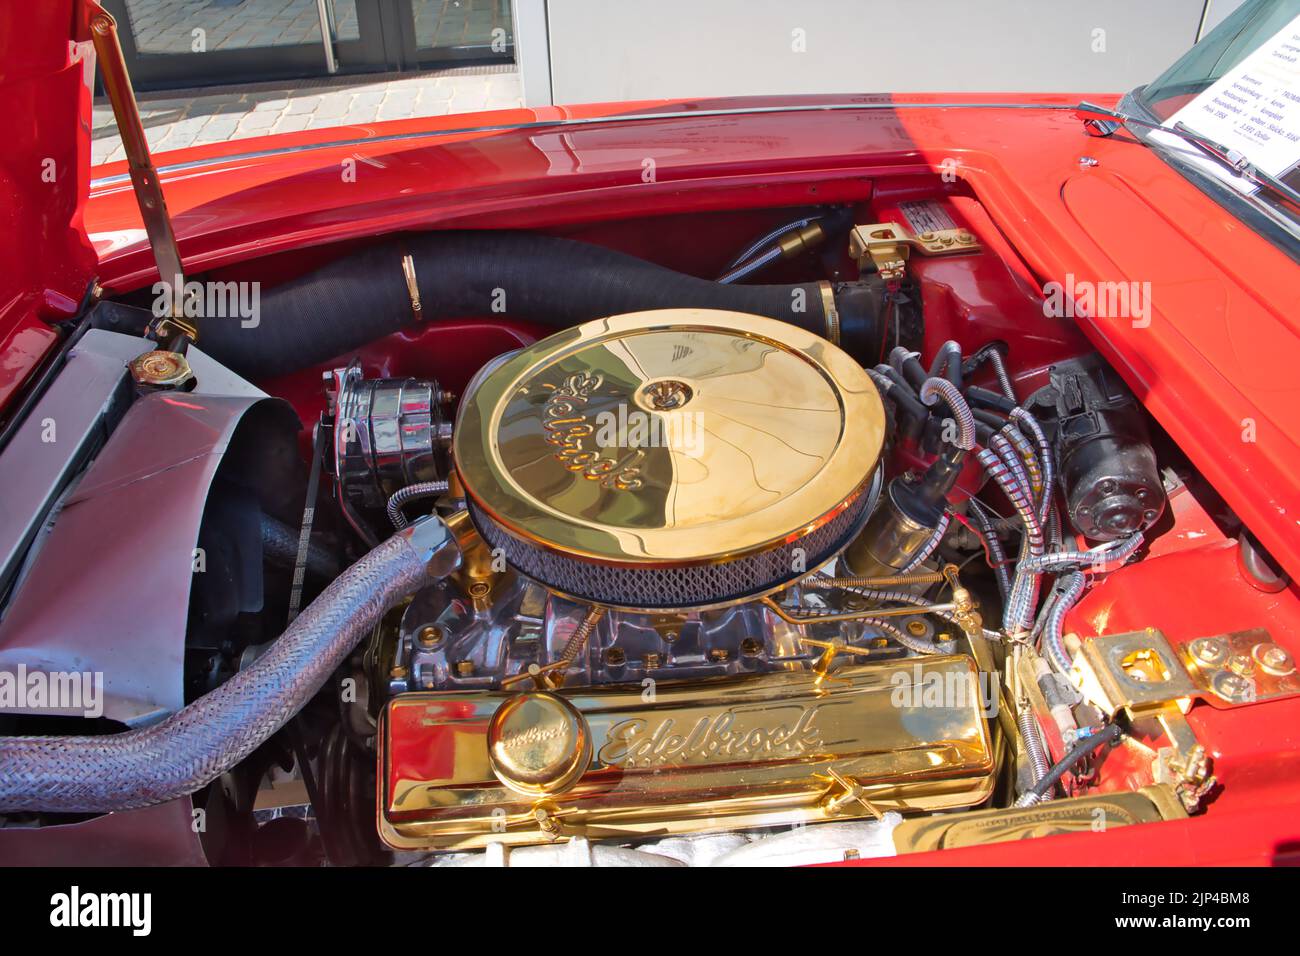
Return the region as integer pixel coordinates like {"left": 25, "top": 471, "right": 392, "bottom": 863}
{"left": 105, "top": 0, "right": 393, "bottom": 92}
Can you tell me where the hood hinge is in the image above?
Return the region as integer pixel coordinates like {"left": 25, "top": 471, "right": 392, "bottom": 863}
{"left": 86, "top": 1, "right": 195, "bottom": 352}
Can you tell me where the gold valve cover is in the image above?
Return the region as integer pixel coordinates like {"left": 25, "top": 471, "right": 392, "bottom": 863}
{"left": 453, "top": 309, "right": 886, "bottom": 609}
{"left": 378, "top": 656, "right": 996, "bottom": 850}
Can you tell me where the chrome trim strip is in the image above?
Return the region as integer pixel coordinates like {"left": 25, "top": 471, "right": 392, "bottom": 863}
{"left": 91, "top": 101, "right": 1078, "bottom": 188}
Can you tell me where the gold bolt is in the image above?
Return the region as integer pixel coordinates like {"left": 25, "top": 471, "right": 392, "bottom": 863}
{"left": 417, "top": 625, "right": 443, "bottom": 648}
{"left": 709, "top": 648, "right": 730, "bottom": 662}
{"left": 455, "top": 660, "right": 475, "bottom": 677}
{"left": 740, "top": 637, "right": 764, "bottom": 658}
{"left": 468, "top": 582, "right": 491, "bottom": 599}
{"left": 1192, "top": 638, "right": 1228, "bottom": 664}
{"left": 1227, "top": 654, "right": 1256, "bottom": 678}
{"left": 389, "top": 664, "right": 409, "bottom": 680}
{"left": 906, "top": 619, "right": 928, "bottom": 637}
{"left": 643, "top": 652, "right": 661, "bottom": 670}
{"left": 1255, "top": 643, "right": 1294, "bottom": 675}
{"left": 603, "top": 646, "right": 626, "bottom": 667}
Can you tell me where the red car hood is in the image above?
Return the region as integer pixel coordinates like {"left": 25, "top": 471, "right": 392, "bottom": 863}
{"left": 0, "top": 0, "right": 99, "bottom": 409}
{"left": 4, "top": 1, "right": 1299, "bottom": 585}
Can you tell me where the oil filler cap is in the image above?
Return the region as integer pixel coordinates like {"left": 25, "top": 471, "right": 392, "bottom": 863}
{"left": 487, "top": 691, "right": 591, "bottom": 796}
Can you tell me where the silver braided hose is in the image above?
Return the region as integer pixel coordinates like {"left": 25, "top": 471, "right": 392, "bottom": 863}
{"left": 900, "top": 510, "right": 950, "bottom": 573}
{"left": 919, "top": 376, "right": 976, "bottom": 450}
{"left": 0, "top": 518, "right": 461, "bottom": 814}
{"left": 1009, "top": 406, "right": 1054, "bottom": 524}
{"left": 972, "top": 346, "right": 1016, "bottom": 400}
{"left": 979, "top": 441, "right": 1044, "bottom": 632}
{"left": 387, "top": 479, "right": 451, "bottom": 530}
{"left": 1041, "top": 570, "right": 1086, "bottom": 675}
{"left": 1020, "top": 532, "right": 1144, "bottom": 574}
{"left": 999, "top": 424, "right": 1042, "bottom": 500}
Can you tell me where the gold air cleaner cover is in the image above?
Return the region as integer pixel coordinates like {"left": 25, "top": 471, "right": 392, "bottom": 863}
{"left": 453, "top": 309, "right": 885, "bottom": 609}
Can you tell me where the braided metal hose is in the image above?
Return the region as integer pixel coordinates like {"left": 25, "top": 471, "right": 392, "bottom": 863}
{"left": 979, "top": 440, "right": 1044, "bottom": 632}
{"left": 978, "top": 446, "right": 1043, "bottom": 551}
{"left": 969, "top": 345, "right": 1016, "bottom": 400}
{"left": 0, "top": 518, "right": 461, "bottom": 814}
{"left": 999, "top": 425, "right": 1042, "bottom": 499}
{"left": 1020, "top": 532, "right": 1144, "bottom": 574}
{"left": 990, "top": 433, "right": 1039, "bottom": 531}
{"left": 387, "top": 479, "right": 451, "bottom": 530}
{"left": 1009, "top": 407, "right": 1054, "bottom": 524}
{"left": 900, "top": 511, "right": 951, "bottom": 573}
{"left": 919, "top": 377, "right": 976, "bottom": 449}
{"left": 802, "top": 569, "right": 948, "bottom": 589}
{"left": 1040, "top": 570, "right": 1086, "bottom": 675}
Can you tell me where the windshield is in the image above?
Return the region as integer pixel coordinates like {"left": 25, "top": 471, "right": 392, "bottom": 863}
{"left": 1133, "top": 0, "right": 1300, "bottom": 240}
{"left": 1139, "top": 0, "right": 1300, "bottom": 120}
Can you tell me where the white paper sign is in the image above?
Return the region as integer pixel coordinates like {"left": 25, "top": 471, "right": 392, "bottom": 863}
{"left": 1150, "top": 13, "right": 1300, "bottom": 195}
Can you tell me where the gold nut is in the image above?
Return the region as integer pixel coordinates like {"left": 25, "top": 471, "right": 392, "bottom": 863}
{"left": 603, "top": 646, "right": 627, "bottom": 667}
{"left": 455, "top": 660, "right": 476, "bottom": 677}
{"left": 128, "top": 350, "right": 193, "bottom": 388}
{"left": 957, "top": 231, "right": 975, "bottom": 244}
{"left": 709, "top": 648, "right": 730, "bottom": 662}
{"left": 643, "top": 652, "right": 662, "bottom": 670}
{"left": 906, "top": 619, "right": 928, "bottom": 637}
{"left": 740, "top": 637, "right": 764, "bottom": 658}
{"left": 1226, "top": 654, "right": 1256, "bottom": 678}
{"left": 389, "top": 664, "right": 409, "bottom": 680}
{"left": 468, "top": 582, "right": 491, "bottom": 599}
{"left": 417, "top": 625, "right": 444, "bottom": 648}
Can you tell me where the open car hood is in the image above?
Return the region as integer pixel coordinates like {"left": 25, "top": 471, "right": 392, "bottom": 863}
{"left": 0, "top": 0, "right": 98, "bottom": 411}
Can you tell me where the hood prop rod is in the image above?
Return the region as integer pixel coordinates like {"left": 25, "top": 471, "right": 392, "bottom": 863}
{"left": 88, "top": 3, "right": 195, "bottom": 353}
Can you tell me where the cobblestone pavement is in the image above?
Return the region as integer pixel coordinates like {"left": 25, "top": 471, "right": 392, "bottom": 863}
{"left": 92, "top": 70, "right": 523, "bottom": 165}
{"left": 124, "top": 0, "right": 511, "bottom": 54}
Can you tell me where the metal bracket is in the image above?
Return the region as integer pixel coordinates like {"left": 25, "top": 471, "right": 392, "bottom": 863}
{"left": 1181, "top": 628, "right": 1299, "bottom": 707}
{"left": 848, "top": 221, "right": 980, "bottom": 282}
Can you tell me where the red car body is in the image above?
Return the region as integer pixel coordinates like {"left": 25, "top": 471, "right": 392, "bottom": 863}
{"left": 2, "top": 0, "right": 1298, "bottom": 866}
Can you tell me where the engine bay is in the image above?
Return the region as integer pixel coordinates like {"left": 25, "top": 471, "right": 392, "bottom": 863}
{"left": 2, "top": 180, "right": 1293, "bottom": 867}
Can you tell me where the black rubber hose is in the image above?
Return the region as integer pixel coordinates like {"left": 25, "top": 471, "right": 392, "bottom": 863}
{"left": 194, "top": 231, "right": 884, "bottom": 380}
{"left": 1020, "top": 723, "right": 1123, "bottom": 804}
{"left": 965, "top": 384, "right": 1018, "bottom": 415}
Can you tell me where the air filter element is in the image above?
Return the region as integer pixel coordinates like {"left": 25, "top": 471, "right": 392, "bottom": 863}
{"left": 453, "top": 309, "right": 885, "bottom": 610}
